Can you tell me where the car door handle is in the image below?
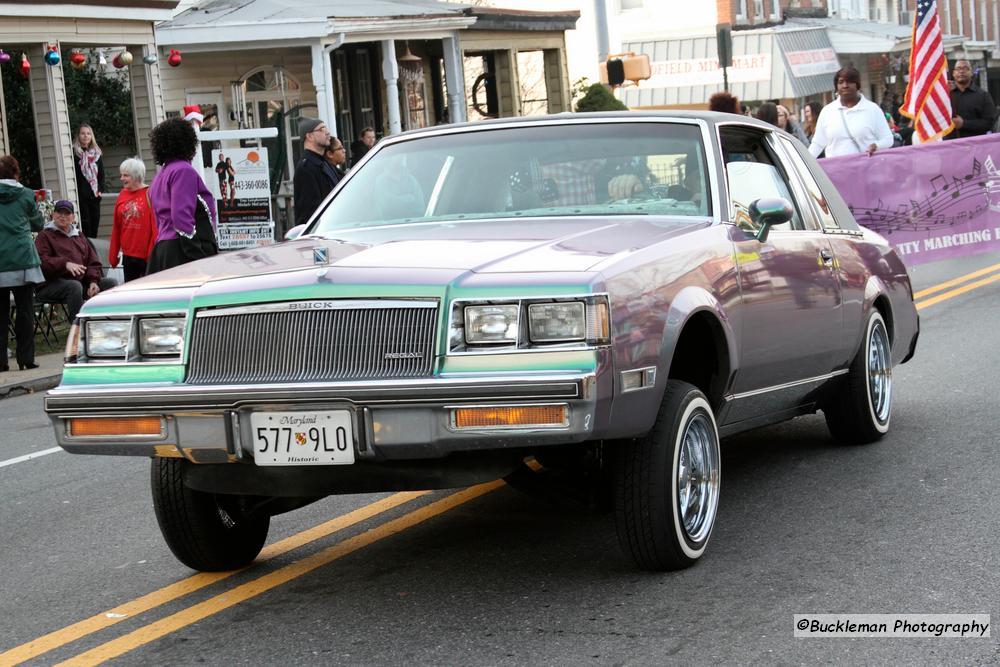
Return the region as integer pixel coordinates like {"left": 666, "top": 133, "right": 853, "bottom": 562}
{"left": 819, "top": 248, "right": 834, "bottom": 265}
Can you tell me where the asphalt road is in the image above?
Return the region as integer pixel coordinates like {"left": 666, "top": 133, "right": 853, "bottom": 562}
{"left": 1, "top": 251, "right": 999, "bottom": 666}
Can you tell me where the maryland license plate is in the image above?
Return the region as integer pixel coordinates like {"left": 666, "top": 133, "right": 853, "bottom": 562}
{"left": 250, "top": 411, "right": 355, "bottom": 466}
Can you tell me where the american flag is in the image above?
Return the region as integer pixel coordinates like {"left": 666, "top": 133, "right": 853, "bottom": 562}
{"left": 899, "top": 0, "right": 953, "bottom": 142}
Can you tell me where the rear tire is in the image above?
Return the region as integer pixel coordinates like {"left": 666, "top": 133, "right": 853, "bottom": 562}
{"left": 151, "top": 458, "right": 270, "bottom": 571}
{"left": 613, "top": 380, "right": 721, "bottom": 571}
{"left": 825, "top": 309, "right": 892, "bottom": 445}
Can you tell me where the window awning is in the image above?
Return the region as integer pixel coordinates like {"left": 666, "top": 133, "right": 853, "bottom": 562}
{"left": 785, "top": 17, "right": 965, "bottom": 54}
{"left": 619, "top": 26, "right": 839, "bottom": 108}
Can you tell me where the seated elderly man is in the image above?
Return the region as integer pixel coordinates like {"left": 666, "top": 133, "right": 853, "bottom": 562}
{"left": 35, "top": 199, "right": 117, "bottom": 319}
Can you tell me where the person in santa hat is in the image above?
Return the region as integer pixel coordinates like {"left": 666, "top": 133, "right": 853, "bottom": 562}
{"left": 183, "top": 105, "right": 208, "bottom": 175}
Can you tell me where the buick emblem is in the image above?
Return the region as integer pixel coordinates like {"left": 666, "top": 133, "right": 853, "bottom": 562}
{"left": 384, "top": 352, "right": 422, "bottom": 359}
{"left": 313, "top": 247, "right": 329, "bottom": 265}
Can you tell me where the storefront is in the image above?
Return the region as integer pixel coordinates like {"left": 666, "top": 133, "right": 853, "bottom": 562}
{"left": 155, "top": 1, "right": 578, "bottom": 195}
{"left": 618, "top": 26, "right": 840, "bottom": 112}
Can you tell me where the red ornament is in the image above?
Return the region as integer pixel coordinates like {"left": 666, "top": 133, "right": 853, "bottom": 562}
{"left": 167, "top": 49, "right": 182, "bottom": 67}
{"left": 19, "top": 53, "right": 30, "bottom": 78}
{"left": 70, "top": 50, "right": 87, "bottom": 69}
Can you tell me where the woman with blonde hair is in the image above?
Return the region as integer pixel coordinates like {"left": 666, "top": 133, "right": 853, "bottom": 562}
{"left": 109, "top": 158, "right": 157, "bottom": 281}
{"left": 73, "top": 123, "right": 107, "bottom": 238}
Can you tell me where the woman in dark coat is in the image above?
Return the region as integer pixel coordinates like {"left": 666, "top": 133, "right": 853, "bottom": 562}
{"left": 73, "top": 123, "right": 107, "bottom": 238}
{"left": 0, "top": 155, "right": 44, "bottom": 370}
{"left": 146, "top": 117, "right": 218, "bottom": 274}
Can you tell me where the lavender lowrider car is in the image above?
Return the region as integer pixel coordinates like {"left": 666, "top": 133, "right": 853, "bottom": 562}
{"left": 45, "top": 112, "right": 918, "bottom": 572}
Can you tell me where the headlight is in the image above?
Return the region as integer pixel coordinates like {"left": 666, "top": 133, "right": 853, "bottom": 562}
{"left": 86, "top": 320, "right": 131, "bottom": 358}
{"left": 528, "top": 302, "right": 585, "bottom": 342}
{"left": 139, "top": 318, "right": 185, "bottom": 356}
{"left": 465, "top": 305, "right": 519, "bottom": 344}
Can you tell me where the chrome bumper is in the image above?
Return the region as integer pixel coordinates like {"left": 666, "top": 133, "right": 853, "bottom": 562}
{"left": 45, "top": 373, "right": 599, "bottom": 462}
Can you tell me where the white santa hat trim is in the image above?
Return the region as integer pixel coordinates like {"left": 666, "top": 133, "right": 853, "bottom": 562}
{"left": 183, "top": 105, "right": 204, "bottom": 123}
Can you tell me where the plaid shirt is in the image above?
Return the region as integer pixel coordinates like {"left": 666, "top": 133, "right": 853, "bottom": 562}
{"left": 540, "top": 159, "right": 606, "bottom": 206}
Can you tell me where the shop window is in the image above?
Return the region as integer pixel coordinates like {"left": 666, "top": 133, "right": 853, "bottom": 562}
{"left": 517, "top": 51, "right": 549, "bottom": 117}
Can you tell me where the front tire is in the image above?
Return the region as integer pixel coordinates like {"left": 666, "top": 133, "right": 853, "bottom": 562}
{"left": 151, "top": 458, "right": 270, "bottom": 571}
{"left": 825, "top": 309, "right": 892, "bottom": 444}
{"left": 613, "top": 381, "right": 721, "bottom": 571}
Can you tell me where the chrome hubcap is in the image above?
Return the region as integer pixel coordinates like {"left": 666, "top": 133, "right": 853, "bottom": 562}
{"left": 676, "top": 412, "right": 719, "bottom": 543}
{"left": 867, "top": 321, "right": 892, "bottom": 424}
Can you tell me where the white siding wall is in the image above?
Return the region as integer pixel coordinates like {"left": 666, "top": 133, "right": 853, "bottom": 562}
{"left": 157, "top": 47, "right": 317, "bottom": 123}
{"left": 27, "top": 42, "right": 77, "bottom": 205}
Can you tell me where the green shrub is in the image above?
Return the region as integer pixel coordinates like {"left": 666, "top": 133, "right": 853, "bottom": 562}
{"left": 574, "top": 83, "right": 628, "bottom": 112}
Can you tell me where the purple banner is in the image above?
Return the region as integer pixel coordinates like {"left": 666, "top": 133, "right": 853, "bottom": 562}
{"left": 819, "top": 134, "right": 1000, "bottom": 265}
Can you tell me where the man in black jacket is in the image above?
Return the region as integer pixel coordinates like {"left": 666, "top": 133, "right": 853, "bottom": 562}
{"left": 292, "top": 117, "right": 340, "bottom": 226}
{"left": 946, "top": 60, "right": 996, "bottom": 140}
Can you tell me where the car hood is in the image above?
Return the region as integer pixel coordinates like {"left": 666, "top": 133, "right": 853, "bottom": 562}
{"left": 113, "top": 216, "right": 709, "bottom": 292}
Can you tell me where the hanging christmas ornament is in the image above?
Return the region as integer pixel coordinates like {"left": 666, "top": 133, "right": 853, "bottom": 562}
{"left": 167, "top": 49, "right": 182, "bottom": 67}
{"left": 0, "top": 50, "right": 10, "bottom": 64}
{"left": 69, "top": 49, "right": 87, "bottom": 69}
{"left": 44, "top": 45, "right": 60, "bottom": 67}
{"left": 20, "top": 53, "right": 30, "bottom": 78}
{"left": 118, "top": 50, "right": 133, "bottom": 66}
{"left": 142, "top": 53, "right": 157, "bottom": 65}
{"left": 97, "top": 49, "right": 107, "bottom": 66}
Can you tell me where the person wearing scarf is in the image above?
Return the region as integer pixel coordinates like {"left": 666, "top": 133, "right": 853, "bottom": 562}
{"left": 72, "top": 123, "right": 107, "bottom": 239}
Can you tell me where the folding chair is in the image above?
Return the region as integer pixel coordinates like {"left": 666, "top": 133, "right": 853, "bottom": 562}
{"left": 33, "top": 296, "right": 70, "bottom": 348}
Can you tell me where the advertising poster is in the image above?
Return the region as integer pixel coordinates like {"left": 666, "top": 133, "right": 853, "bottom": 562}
{"left": 207, "top": 148, "right": 275, "bottom": 250}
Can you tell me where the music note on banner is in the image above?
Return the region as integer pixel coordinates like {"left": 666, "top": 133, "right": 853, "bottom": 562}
{"left": 930, "top": 174, "right": 946, "bottom": 196}
{"left": 967, "top": 158, "right": 982, "bottom": 180}
{"left": 951, "top": 177, "right": 963, "bottom": 198}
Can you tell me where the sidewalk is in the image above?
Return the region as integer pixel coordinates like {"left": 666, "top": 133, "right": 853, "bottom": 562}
{"left": 0, "top": 350, "right": 64, "bottom": 399}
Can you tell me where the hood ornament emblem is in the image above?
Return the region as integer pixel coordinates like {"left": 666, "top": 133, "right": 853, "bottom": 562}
{"left": 313, "top": 247, "right": 329, "bottom": 265}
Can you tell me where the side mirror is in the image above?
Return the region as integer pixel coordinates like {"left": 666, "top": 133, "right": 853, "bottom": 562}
{"left": 749, "top": 197, "right": 793, "bottom": 243}
{"left": 285, "top": 224, "right": 306, "bottom": 241}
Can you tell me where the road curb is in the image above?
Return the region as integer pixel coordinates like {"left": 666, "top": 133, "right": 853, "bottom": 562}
{"left": 0, "top": 373, "right": 62, "bottom": 400}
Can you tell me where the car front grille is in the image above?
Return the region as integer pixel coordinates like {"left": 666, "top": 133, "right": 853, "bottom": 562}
{"left": 185, "top": 300, "right": 438, "bottom": 384}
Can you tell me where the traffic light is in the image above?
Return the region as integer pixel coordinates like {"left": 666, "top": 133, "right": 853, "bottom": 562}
{"left": 599, "top": 52, "right": 651, "bottom": 87}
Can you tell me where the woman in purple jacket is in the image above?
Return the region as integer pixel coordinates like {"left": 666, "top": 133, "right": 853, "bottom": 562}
{"left": 146, "top": 117, "right": 218, "bottom": 274}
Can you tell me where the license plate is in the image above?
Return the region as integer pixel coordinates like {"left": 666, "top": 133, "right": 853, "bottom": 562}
{"left": 249, "top": 411, "right": 355, "bottom": 466}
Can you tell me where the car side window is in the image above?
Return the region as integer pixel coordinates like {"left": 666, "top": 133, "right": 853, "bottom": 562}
{"left": 719, "top": 127, "right": 806, "bottom": 234}
{"left": 774, "top": 135, "right": 840, "bottom": 230}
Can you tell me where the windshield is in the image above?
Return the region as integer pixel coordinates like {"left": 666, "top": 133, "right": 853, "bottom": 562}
{"left": 311, "top": 121, "right": 711, "bottom": 233}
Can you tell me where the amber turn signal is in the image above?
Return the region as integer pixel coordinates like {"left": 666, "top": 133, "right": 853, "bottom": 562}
{"left": 68, "top": 416, "right": 163, "bottom": 437}
{"left": 453, "top": 405, "right": 567, "bottom": 429}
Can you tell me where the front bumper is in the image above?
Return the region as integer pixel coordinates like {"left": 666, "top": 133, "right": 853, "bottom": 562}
{"left": 45, "top": 373, "right": 599, "bottom": 463}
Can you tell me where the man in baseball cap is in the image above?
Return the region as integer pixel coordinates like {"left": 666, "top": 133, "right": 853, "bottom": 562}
{"left": 35, "top": 198, "right": 117, "bottom": 319}
{"left": 292, "top": 117, "right": 340, "bottom": 227}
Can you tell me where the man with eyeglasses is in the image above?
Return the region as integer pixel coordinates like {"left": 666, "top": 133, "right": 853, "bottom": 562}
{"left": 292, "top": 117, "right": 340, "bottom": 226}
{"left": 946, "top": 60, "right": 996, "bottom": 140}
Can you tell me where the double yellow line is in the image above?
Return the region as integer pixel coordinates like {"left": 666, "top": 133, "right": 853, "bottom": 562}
{"left": 914, "top": 260, "right": 1000, "bottom": 310}
{"left": 4, "top": 263, "right": 998, "bottom": 666}
{"left": 0, "top": 483, "right": 503, "bottom": 666}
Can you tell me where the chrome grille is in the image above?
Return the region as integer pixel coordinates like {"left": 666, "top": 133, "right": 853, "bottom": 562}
{"left": 186, "top": 300, "right": 438, "bottom": 384}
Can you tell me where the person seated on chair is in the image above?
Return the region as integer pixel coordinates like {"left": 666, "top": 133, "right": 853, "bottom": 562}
{"left": 34, "top": 200, "right": 117, "bottom": 320}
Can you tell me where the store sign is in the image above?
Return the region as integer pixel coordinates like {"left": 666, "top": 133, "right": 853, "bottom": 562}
{"left": 638, "top": 54, "right": 771, "bottom": 88}
{"left": 784, "top": 48, "right": 840, "bottom": 78}
{"left": 207, "top": 148, "right": 274, "bottom": 250}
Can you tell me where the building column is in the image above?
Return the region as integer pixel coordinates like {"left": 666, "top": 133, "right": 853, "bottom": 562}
{"left": 129, "top": 44, "right": 166, "bottom": 178}
{"left": 27, "top": 42, "right": 76, "bottom": 204}
{"left": 441, "top": 35, "right": 466, "bottom": 123}
{"left": 543, "top": 48, "right": 570, "bottom": 113}
{"left": 310, "top": 42, "right": 338, "bottom": 130}
{"left": 382, "top": 39, "right": 402, "bottom": 135}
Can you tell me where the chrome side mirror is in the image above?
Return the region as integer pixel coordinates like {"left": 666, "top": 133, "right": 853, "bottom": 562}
{"left": 285, "top": 224, "right": 307, "bottom": 241}
{"left": 750, "top": 197, "right": 793, "bottom": 243}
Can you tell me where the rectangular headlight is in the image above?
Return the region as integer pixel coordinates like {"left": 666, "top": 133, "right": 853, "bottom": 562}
{"left": 139, "top": 318, "right": 185, "bottom": 356}
{"left": 528, "top": 302, "right": 586, "bottom": 342}
{"left": 465, "top": 304, "right": 519, "bottom": 344}
{"left": 85, "top": 320, "right": 131, "bottom": 358}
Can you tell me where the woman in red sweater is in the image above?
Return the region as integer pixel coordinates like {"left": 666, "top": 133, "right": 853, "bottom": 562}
{"left": 109, "top": 158, "right": 157, "bottom": 281}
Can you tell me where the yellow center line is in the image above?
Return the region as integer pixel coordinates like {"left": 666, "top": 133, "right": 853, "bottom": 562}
{"left": 56, "top": 480, "right": 505, "bottom": 667}
{"left": 912, "top": 261, "right": 1000, "bottom": 300}
{"left": 0, "top": 491, "right": 428, "bottom": 667}
{"left": 916, "top": 271, "right": 1000, "bottom": 310}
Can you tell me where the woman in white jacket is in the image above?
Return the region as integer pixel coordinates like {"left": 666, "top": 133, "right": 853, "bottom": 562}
{"left": 809, "top": 66, "right": 894, "bottom": 158}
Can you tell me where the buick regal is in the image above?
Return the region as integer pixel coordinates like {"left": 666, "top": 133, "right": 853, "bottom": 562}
{"left": 45, "top": 112, "right": 919, "bottom": 572}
